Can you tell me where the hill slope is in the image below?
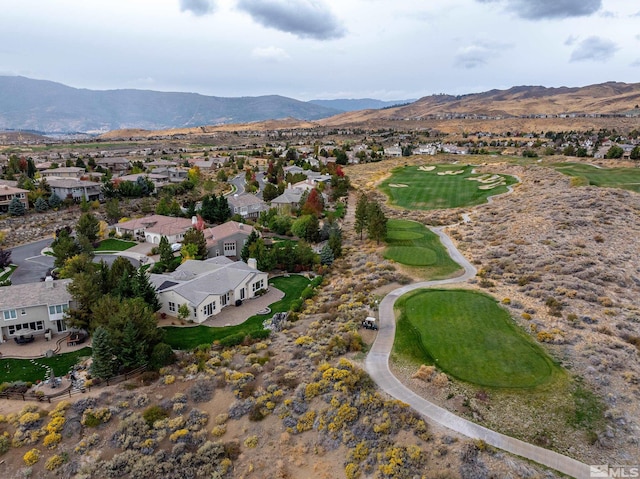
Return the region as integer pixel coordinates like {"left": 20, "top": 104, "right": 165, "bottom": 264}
{"left": 309, "top": 98, "right": 415, "bottom": 112}
{"left": 319, "top": 82, "right": 640, "bottom": 125}
{"left": 0, "top": 76, "right": 341, "bottom": 133}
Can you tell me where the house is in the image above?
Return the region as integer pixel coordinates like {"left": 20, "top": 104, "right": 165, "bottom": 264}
{"left": 152, "top": 167, "right": 189, "bottom": 183}
{"left": 0, "top": 279, "right": 73, "bottom": 343}
{"left": 150, "top": 257, "right": 268, "bottom": 323}
{"left": 96, "top": 157, "right": 131, "bottom": 174}
{"left": 41, "top": 167, "right": 85, "bottom": 179}
{"left": 203, "top": 221, "right": 256, "bottom": 258}
{"left": 117, "top": 173, "right": 169, "bottom": 191}
{"left": 146, "top": 159, "right": 178, "bottom": 168}
{"left": 270, "top": 186, "right": 304, "bottom": 214}
{"left": 115, "top": 214, "right": 195, "bottom": 244}
{"left": 0, "top": 184, "right": 29, "bottom": 212}
{"left": 227, "top": 193, "right": 269, "bottom": 219}
{"left": 48, "top": 177, "right": 102, "bottom": 203}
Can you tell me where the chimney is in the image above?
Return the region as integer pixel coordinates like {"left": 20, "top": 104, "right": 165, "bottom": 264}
{"left": 191, "top": 216, "right": 197, "bottom": 225}
{"left": 248, "top": 258, "right": 257, "bottom": 270}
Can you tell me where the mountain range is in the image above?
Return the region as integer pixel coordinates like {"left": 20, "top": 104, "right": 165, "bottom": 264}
{"left": 1, "top": 76, "right": 640, "bottom": 134}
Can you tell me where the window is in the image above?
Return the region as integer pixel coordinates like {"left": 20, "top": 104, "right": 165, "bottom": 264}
{"left": 203, "top": 302, "right": 216, "bottom": 316}
{"left": 240, "top": 288, "right": 245, "bottom": 300}
{"left": 224, "top": 242, "right": 235, "bottom": 252}
{"left": 8, "top": 321, "right": 44, "bottom": 335}
{"left": 48, "top": 304, "right": 68, "bottom": 317}
{"left": 21, "top": 309, "right": 26, "bottom": 316}
{"left": 168, "top": 302, "right": 176, "bottom": 312}
{"left": 252, "top": 279, "right": 264, "bottom": 293}
{"left": 220, "top": 294, "right": 228, "bottom": 307}
{"left": 3, "top": 309, "right": 17, "bottom": 321}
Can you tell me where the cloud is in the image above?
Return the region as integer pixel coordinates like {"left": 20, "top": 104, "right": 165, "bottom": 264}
{"left": 564, "top": 35, "right": 578, "bottom": 46}
{"left": 476, "top": 0, "right": 602, "bottom": 20}
{"left": 251, "top": 46, "right": 291, "bottom": 62}
{"left": 179, "top": 0, "right": 216, "bottom": 16}
{"left": 570, "top": 36, "right": 618, "bottom": 62}
{"left": 454, "top": 41, "right": 511, "bottom": 69}
{"left": 236, "top": 0, "right": 345, "bottom": 40}
{"left": 631, "top": 59, "right": 640, "bottom": 68}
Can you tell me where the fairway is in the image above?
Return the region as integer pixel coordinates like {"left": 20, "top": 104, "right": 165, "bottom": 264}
{"left": 384, "top": 219, "right": 461, "bottom": 279}
{"left": 379, "top": 164, "right": 518, "bottom": 210}
{"left": 554, "top": 162, "right": 640, "bottom": 193}
{"left": 394, "top": 289, "right": 557, "bottom": 388}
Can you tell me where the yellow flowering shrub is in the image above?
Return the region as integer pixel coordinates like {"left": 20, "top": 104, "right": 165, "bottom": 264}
{"left": 164, "top": 374, "right": 176, "bottom": 385}
{"left": 244, "top": 435, "right": 258, "bottom": 448}
{"left": 211, "top": 425, "right": 226, "bottom": 437}
{"left": 45, "top": 454, "right": 64, "bottom": 471}
{"left": 169, "top": 428, "right": 189, "bottom": 442}
{"left": 23, "top": 448, "right": 40, "bottom": 466}
{"left": 46, "top": 416, "right": 65, "bottom": 433}
{"left": 296, "top": 411, "right": 316, "bottom": 433}
{"left": 43, "top": 432, "right": 62, "bottom": 449}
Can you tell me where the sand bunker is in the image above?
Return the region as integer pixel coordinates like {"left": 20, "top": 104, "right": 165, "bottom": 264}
{"left": 418, "top": 166, "right": 436, "bottom": 171}
{"left": 437, "top": 170, "right": 464, "bottom": 176}
{"left": 478, "top": 181, "right": 505, "bottom": 190}
{"left": 467, "top": 174, "right": 502, "bottom": 183}
{"left": 389, "top": 183, "right": 409, "bottom": 188}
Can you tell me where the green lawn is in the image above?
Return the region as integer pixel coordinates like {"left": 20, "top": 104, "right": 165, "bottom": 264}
{"left": 379, "top": 164, "right": 518, "bottom": 210}
{"left": 95, "top": 239, "right": 137, "bottom": 252}
{"left": 163, "top": 275, "right": 310, "bottom": 350}
{"left": 0, "top": 347, "right": 92, "bottom": 384}
{"left": 393, "top": 289, "right": 558, "bottom": 388}
{"left": 383, "top": 219, "right": 461, "bottom": 279}
{"left": 0, "top": 265, "right": 17, "bottom": 282}
{"left": 554, "top": 162, "right": 640, "bottom": 193}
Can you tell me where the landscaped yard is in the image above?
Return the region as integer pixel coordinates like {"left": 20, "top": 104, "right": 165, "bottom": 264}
{"left": 384, "top": 219, "right": 461, "bottom": 279}
{"left": 95, "top": 238, "right": 137, "bottom": 252}
{"left": 379, "top": 164, "right": 518, "bottom": 210}
{"left": 0, "top": 347, "right": 92, "bottom": 384}
{"left": 163, "top": 275, "right": 310, "bottom": 350}
{"left": 393, "top": 289, "right": 560, "bottom": 388}
{"left": 0, "top": 264, "right": 17, "bottom": 282}
{"left": 554, "top": 162, "right": 640, "bottom": 193}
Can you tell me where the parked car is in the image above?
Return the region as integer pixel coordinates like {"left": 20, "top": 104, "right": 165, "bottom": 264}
{"left": 14, "top": 335, "right": 35, "bottom": 345}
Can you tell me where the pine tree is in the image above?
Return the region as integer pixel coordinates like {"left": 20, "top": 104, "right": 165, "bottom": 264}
{"left": 182, "top": 228, "right": 207, "bottom": 259}
{"left": 354, "top": 193, "right": 369, "bottom": 240}
{"left": 90, "top": 326, "right": 115, "bottom": 380}
{"left": 241, "top": 230, "right": 260, "bottom": 262}
{"left": 320, "top": 243, "right": 334, "bottom": 266}
{"left": 366, "top": 200, "right": 388, "bottom": 245}
{"left": 8, "top": 197, "right": 26, "bottom": 216}
{"left": 328, "top": 227, "right": 342, "bottom": 258}
{"left": 215, "top": 194, "right": 230, "bottom": 223}
{"left": 119, "top": 321, "right": 145, "bottom": 370}
{"left": 76, "top": 213, "right": 100, "bottom": 243}
{"left": 34, "top": 196, "right": 49, "bottom": 212}
{"left": 48, "top": 192, "right": 62, "bottom": 209}
{"left": 132, "top": 268, "right": 161, "bottom": 311}
{"left": 0, "top": 248, "right": 11, "bottom": 268}
{"left": 158, "top": 236, "right": 174, "bottom": 265}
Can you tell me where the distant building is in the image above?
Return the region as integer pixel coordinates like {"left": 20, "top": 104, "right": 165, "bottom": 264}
{"left": 0, "top": 184, "right": 29, "bottom": 212}
{"left": 114, "top": 214, "right": 195, "bottom": 244}
{"left": 204, "top": 221, "right": 255, "bottom": 258}
{"left": 48, "top": 177, "right": 102, "bottom": 203}
{"left": 41, "top": 167, "right": 85, "bottom": 179}
{"left": 227, "top": 193, "right": 269, "bottom": 219}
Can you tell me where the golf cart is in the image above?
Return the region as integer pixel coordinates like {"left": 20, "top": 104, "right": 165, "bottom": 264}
{"left": 361, "top": 317, "right": 378, "bottom": 331}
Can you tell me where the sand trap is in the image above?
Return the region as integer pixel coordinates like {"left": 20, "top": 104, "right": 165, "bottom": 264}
{"left": 467, "top": 174, "right": 502, "bottom": 184}
{"left": 418, "top": 166, "right": 436, "bottom": 171}
{"left": 389, "top": 183, "right": 409, "bottom": 188}
{"left": 478, "top": 181, "right": 505, "bottom": 190}
{"left": 437, "top": 170, "right": 464, "bottom": 176}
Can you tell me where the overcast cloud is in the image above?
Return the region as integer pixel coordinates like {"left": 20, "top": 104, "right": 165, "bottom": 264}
{"left": 179, "top": 0, "right": 216, "bottom": 16}
{"left": 570, "top": 36, "right": 619, "bottom": 62}
{"left": 477, "top": 0, "right": 602, "bottom": 20}
{"left": 236, "top": 0, "right": 345, "bottom": 40}
{"left": 0, "top": 0, "right": 636, "bottom": 101}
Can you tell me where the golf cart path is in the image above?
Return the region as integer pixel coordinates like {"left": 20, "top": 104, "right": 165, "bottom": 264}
{"left": 365, "top": 226, "right": 592, "bottom": 479}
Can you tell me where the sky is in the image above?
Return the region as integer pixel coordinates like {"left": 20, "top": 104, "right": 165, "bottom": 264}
{"left": 1, "top": 0, "right": 639, "bottom": 101}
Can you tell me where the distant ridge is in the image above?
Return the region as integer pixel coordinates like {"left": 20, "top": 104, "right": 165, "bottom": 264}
{"left": 309, "top": 98, "right": 416, "bottom": 112}
{"left": 0, "top": 76, "right": 341, "bottom": 134}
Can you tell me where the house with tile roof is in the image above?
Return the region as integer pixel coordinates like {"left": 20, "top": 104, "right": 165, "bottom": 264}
{"left": 114, "top": 214, "right": 195, "bottom": 244}
{"left": 227, "top": 193, "right": 269, "bottom": 219}
{"left": 203, "top": 221, "right": 256, "bottom": 259}
{"left": 0, "top": 279, "right": 73, "bottom": 343}
{"left": 149, "top": 257, "right": 268, "bottom": 323}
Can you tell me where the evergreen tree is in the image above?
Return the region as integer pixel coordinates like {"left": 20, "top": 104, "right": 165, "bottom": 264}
{"left": 48, "top": 192, "right": 62, "bottom": 209}
{"left": 247, "top": 238, "right": 274, "bottom": 271}
{"left": 119, "top": 321, "right": 146, "bottom": 370}
{"left": 51, "top": 229, "right": 81, "bottom": 268}
{"left": 158, "top": 236, "right": 174, "bottom": 265}
{"left": 366, "top": 201, "right": 388, "bottom": 245}
{"left": 34, "top": 196, "right": 49, "bottom": 212}
{"left": 155, "top": 197, "right": 170, "bottom": 215}
{"left": 27, "top": 158, "right": 37, "bottom": 178}
{"left": 0, "top": 248, "right": 11, "bottom": 268}
{"left": 39, "top": 177, "right": 51, "bottom": 195}
{"left": 354, "top": 193, "right": 369, "bottom": 240}
{"left": 76, "top": 212, "right": 100, "bottom": 243}
{"left": 182, "top": 227, "right": 207, "bottom": 260}
{"left": 8, "top": 197, "right": 26, "bottom": 216}
{"left": 328, "top": 227, "right": 343, "bottom": 258}
{"left": 90, "top": 326, "right": 116, "bottom": 380}
{"left": 132, "top": 267, "right": 161, "bottom": 311}
{"left": 105, "top": 198, "right": 122, "bottom": 223}
{"left": 320, "top": 243, "right": 334, "bottom": 266}
{"left": 241, "top": 230, "right": 260, "bottom": 262}
{"left": 215, "top": 194, "right": 230, "bottom": 223}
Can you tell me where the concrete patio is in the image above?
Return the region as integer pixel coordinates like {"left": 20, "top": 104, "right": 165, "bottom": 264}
{"left": 0, "top": 332, "right": 92, "bottom": 359}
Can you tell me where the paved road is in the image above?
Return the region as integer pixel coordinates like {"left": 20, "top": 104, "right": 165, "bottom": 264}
{"left": 9, "top": 239, "right": 140, "bottom": 285}
{"left": 365, "top": 227, "right": 592, "bottom": 479}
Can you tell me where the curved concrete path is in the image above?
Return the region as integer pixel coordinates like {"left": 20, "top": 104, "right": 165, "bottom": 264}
{"left": 365, "top": 227, "right": 592, "bottom": 479}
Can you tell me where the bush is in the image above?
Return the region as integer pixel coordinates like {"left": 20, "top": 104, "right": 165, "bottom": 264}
{"left": 219, "top": 333, "right": 245, "bottom": 348}
{"left": 149, "top": 343, "right": 176, "bottom": 370}
{"left": 23, "top": 448, "right": 40, "bottom": 466}
{"left": 189, "top": 381, "right": 215, "bottom": 403}
{"left": 143, "top": 405, "right": 169, "bottom": 427}
{"left": 0, "top": 435, "right": 9, "bottom": 454}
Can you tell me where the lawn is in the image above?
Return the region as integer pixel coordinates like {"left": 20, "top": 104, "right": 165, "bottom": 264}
{"left": 163, "top": 275, "right": 310, "bottom": 350}
{"left": 393, "top": 289, "right": 558, "bottom": 388}
{"left": 379, "top": 164, "right": 518, "bottom": 210}
{"left": 0, "top": 347, "right": 92, "bottom": 384}
{"left": 0, "top": 264, "right": 17, "bottom": 282}
{"left": 554, "top": 162, "right": 640, "bottom": 193}
{"left": 95, "top": 239, "right": 137, "bottom": 252}
{"left": 383, "top": 219, "right": 461, "bottom": 279}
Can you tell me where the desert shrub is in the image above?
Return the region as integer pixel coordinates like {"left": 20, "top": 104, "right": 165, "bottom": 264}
{"left": 433, "top": 373, "right": 449, "bottom": 388}
{"left": 43, "top": 432, "right": 62, "bottom": 449}
{"left": 45, "top": 454, "right": 65, "bottom": 471}
{"left": 82, "top": 408, "right": 111, "bottom": 427}
{"left": 140, "top": 371, "right": 160, "bottom": 385}
{"left": 0, "top": 435, "right": 9, "bottom": 454}
{"left": 412, "top": 365, "right": 435, "bottom": 382}
{"left": 186, "top": 409, "right": 209, "bottom": 429}
{"left": 143, "top": 405, "right": 170, "bottom": 427}
{"left": 149, "top": 343, "right": 177, "bottom": 370}
{"left": 219, "top": 333, "right": 245, "bottom": 347}
{"left": 244, "top": 434, "right": 258, "bottom": 448}
{"left": 211, "top": 425, "right": 226, "bottom": 437}
{"left": 189, "top": 381, "right": 215, "bottom": 403}
{"left": 23, "top": 448, "right": 40, "bottom": 466}
{"left": 72, "top": 398, "right": 98, "bottom": 415}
